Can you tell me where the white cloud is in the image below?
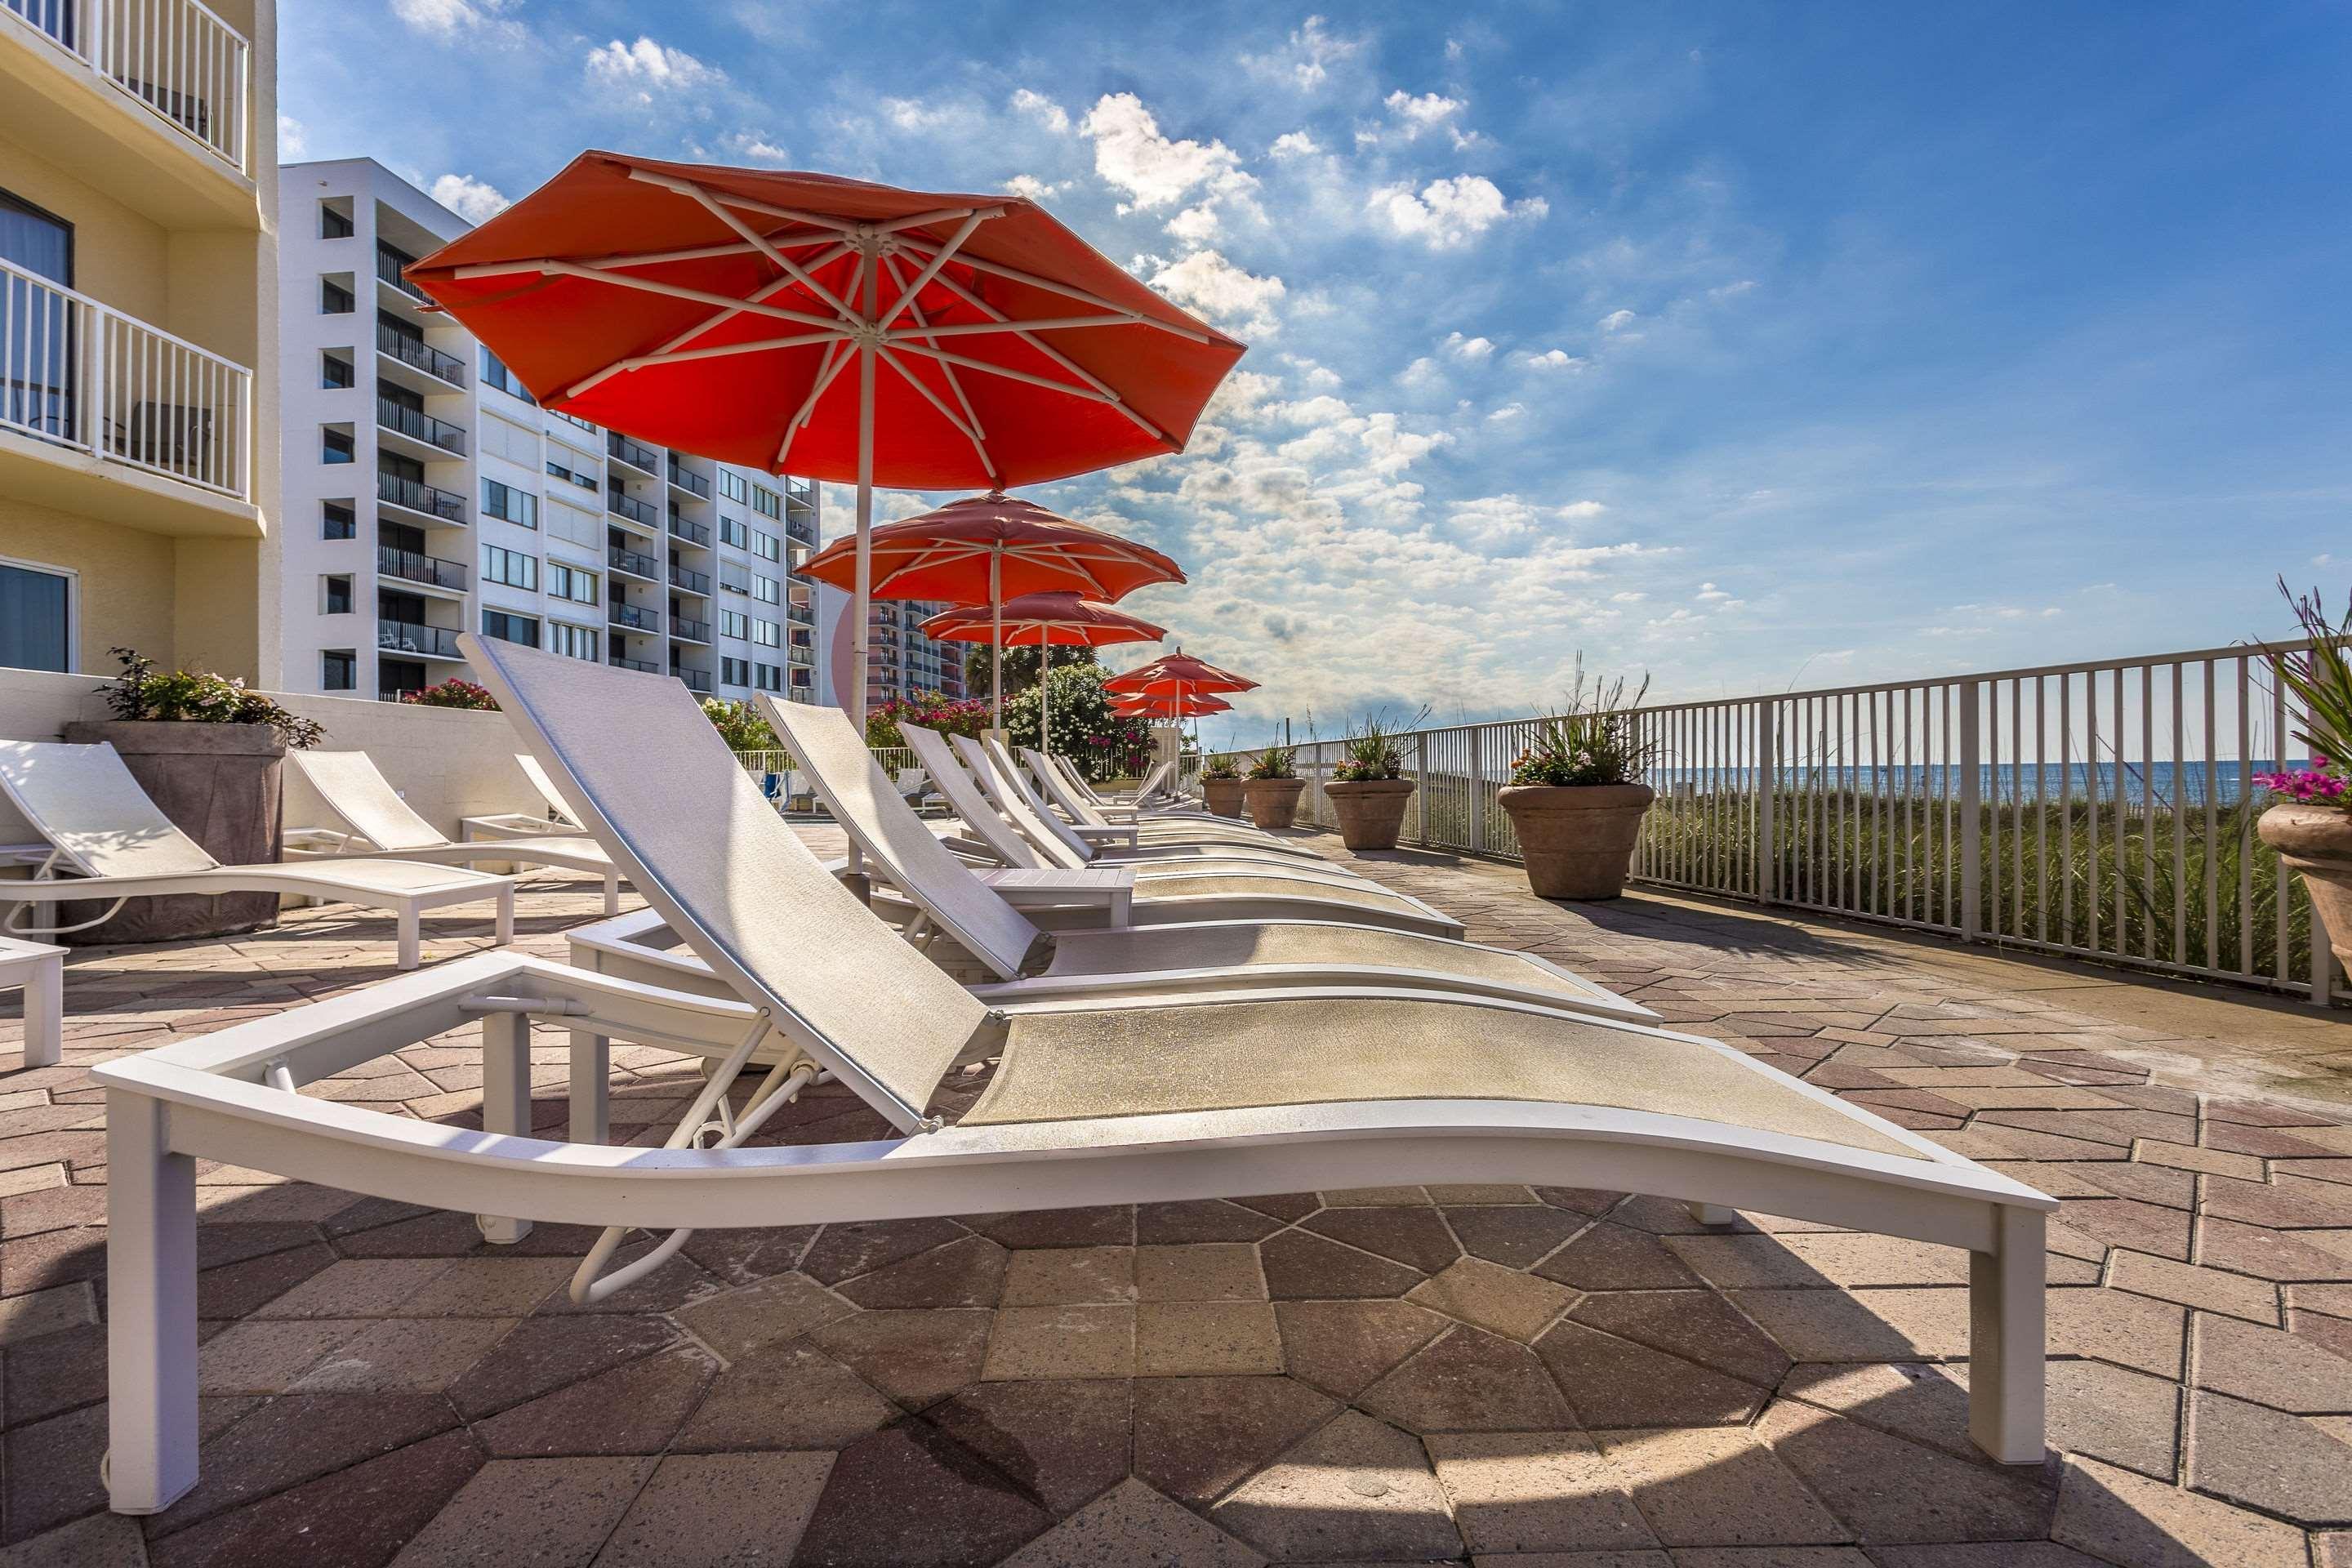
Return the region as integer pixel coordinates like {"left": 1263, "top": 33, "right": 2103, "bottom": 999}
{"left": 1710, "top": 278, "right": 1758, "bottom": 301}
{"left": 1611, "top": 591, "right": 1646, "bottom": 604}
{"left": 1487, "top": 403, "right": 1526, "bottom": 421}
{"left": 1397, "top": 356, "right": 1442, "bottom": 389}
{"left": 1598, "top": 309, "right": 1638, "bottom": 333}
{"left": 1001, "top": 174, "right": 1068, "bottom": 202}
{"left": 1449, "top": 495, "right": 1542, "bottom": 544}
{"left": 1559, "top": 500, "right": 1607, "bottom": 519}
{"left": 1384, "top": 90, "right": 1466, "bottom": 137}
{"left": 720, "top": 131, "right": 791, "bottom": 164}
{"left": 1696, "top": 582, "right": 1731, "bottom": 602}
{"left": 1080, "top": 93, "right": 1247, "bottom": 209}
{"left": 1269, "top": 131, "right": 1321, "bottom": 158}
{"left": 1523, "top": 349, "right": 1588, "bottom": 371}
{"left": 1147, "top": 248, "right": 1286, "bottom": 338}
{"left": 1368, "top": 176, "right": 1547, "bottom": 249}
{"left": 1009, "top": 88, "right": 1070, "bottom": 134}
{"left": 882, "top": 97, "right": 967, "bottom": 131}
{"left": 390, "top": 0, "right": 519, "bottom": 40}
{"left": 1442, "top": 332, "right": 1494, "bottom": 361}
{"left": 277, "top": 114, "right": 306, "bottom": 157}
{"left": 1242, "top": 14, "right": 1363, "bottom": 90}
{"left": 428, "top": 174, "right": 510, "bottom": 224}
{"left": 586, "top": 36, "right": 722, "bottom": 101}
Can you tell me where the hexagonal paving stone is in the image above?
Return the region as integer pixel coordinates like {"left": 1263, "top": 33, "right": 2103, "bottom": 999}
{"left": 923, "top": 1379, "right": 1132, "bottom": 1517}
{"left": 2054, "top": 1454, "right": 2310, "bottom": 1567}
{"left": 1426, "top": 1429, "right": 1658, "bottom": 1555}
{"left": 808, "top": 1307, "right": 993, "bottom": 1410}
{"left": 1534, "top": 1319, "right": 1768, "bottom": 1428}
{"left": 1132, "top": 1376, "right": 1341, "bottom": 1503}
{"left": 1211, "top": 1410, "right": 1462, "bottom": 1561}
{"left": 1356, "top": 1323, "right": 1578, "bottom": 1433}
{"left": 1272, "top": 1298, "right": 1451, "bottom": 1398}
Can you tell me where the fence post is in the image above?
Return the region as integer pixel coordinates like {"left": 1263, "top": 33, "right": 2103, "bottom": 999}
{"left": 1756, "top": 699, "right": 1777, "bottom": 903}
{"left": 1416, "top": 735, "right": 1430, "bottom": 848}
{"left": 1958, "top": 680, "right": 1983, "bottom": 941}
{"left": 1468, "top": 728, "right": 1483, "bottom": 853}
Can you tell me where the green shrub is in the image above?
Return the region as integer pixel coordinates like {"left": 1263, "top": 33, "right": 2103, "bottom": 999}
{"left": 100, "top": 648, "right": 324, "bottom": 748}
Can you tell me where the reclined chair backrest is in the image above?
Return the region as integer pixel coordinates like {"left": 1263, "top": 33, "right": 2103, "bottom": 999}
{"left": 1130, "top": 760, "right": 1175, "bottom": 805}
{"left": 759, "top": 698, "right": 1043, "bottom": 978}
{"left": 514, "top": 753, "right": 583, "bottom": 825}
{"left": 0, "top": 742, "right": 220, "bottom": 877}
{"left": 957, "top": 735, "right": 1090, "bottom": 869}
{"left": 1020, "top": 747, "right": 1112, "bottom": 829}
{"left": 464, "top": 635, "right": 988, "bottom": 1132}
{"left": 290, "top": 751, "right": 448, "bottom": 852}
{"left": 895, "top": 725, "right": 1047, "bottom": 870}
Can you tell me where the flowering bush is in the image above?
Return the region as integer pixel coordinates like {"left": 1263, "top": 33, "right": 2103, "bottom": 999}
{"left": 400, "top": 678, "right": 499, "bottom": 711}
{"left": 100, "top": 648, "right": 324, "bottom": 748}
{"left": 2265, "top": 579, "right": 2352, "bottom": 814}
{"left": 1002, "top": 666, "right": 1154, "bottom": 781}
{"left": 702, "top": 698, "right": 775, "bottom": 751}
{"left": 866, "top": 692, "right": 991, "bottom": 750}
{"left": 2253, "top": 763, "right": 2347, "bottom": 806}
{"left": 1508, "top": 663, "right": 1655, "bottom": 787}
{"left": 1246, "top": 745, "right": 1298, "bottom": 781}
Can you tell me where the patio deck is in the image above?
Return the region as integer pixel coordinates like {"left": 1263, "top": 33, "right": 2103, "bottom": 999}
{"left": 2, "top": 829, "right": 2349, "bottom": 1566}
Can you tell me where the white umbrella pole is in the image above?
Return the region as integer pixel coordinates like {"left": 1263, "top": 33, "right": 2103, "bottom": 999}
{"left": 1040, "top": 637, "right": 1051, "bottom": 755}
{"left": 848, "top": 326, "right": 876, "bottom": 881}
{"left": 990, "top": 550, "right": 1003, "bottom": 732}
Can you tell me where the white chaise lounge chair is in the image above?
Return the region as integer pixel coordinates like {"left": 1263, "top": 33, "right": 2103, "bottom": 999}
{"left": 91, "top": 635, "right": 2051, "bottom": 1516}
{"left": 898, "top": 725, "right": 1468, "bottom": 938}
{"left": 288, "top": 751, "right": 625, "bottom": 915}
{"left": 993, "top": 738, "right": 1316, "bottom": 862}
{"left": 0, "top": 742, "right": 514, "bottom": 970}
{"left": 462, "top": 753, "right": 585, "bottom": 840}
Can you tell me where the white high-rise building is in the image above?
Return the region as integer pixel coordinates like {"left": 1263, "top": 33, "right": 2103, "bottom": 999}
{"left": 276, "top": 158, "right": 821, "bottom": 706}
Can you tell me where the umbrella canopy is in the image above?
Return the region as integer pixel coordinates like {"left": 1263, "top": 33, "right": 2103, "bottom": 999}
{"left": 920, "top": 592, "right": 1162, "bottom": 753}
{"left": 1104, "top": 650, "right": 1258, "bottom": 697}
{"left": 804, "top": 492, "right": 1182, "bottom": 724}
{"left": 1111, "top": 692, "right": 1232, "bottom": 719}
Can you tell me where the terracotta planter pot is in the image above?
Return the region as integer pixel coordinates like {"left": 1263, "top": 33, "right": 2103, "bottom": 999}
{"left": 1202, "top": 777, "right": 1245, "bottom": 818}
{"left": 1242, "top": 776, "right": 1307, "bottom": 831}
{"left": 1325, "top": 777, "right": 1415, "bottom": 850}
{"left": 57, "top": 720, "right": 287, "bottom": 943}
{"left": 1497, "top": 782, "right": 1655, "bottom": 900}
{"left": 2259, "top": 802, "right": 2352, "bottom": 975}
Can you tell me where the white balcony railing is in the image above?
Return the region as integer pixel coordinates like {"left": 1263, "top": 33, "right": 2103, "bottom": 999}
{"left": 0, "top": 255, "right": 250, "bottom": 499}
{"left": 6, "top": 0, "right": 250, "bottom": 174}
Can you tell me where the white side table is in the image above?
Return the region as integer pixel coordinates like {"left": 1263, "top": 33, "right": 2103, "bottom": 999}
{"left": 0, "top": 936, "right": 65, "bottom": 1070}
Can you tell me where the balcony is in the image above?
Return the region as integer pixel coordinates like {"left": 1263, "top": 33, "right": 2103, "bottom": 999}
{"left": 785, "top": 515, "right": 817, "bottom": 546}
{"left": 376, "top": 243, "right": 426, "bottom": 303}
{"left": 607, "top": 487, "right": 659, "bottom": 529}
{"left": 610, "top": 603, "right": 659, "bottom": 633}
{"left": 669, "top": 563, "right": 711, "bottom": 595}
{"left": 606, "top": 432, "right": 660, "bottom": 475}
{"left": 0, "top": 0, "right": 253, "bottom": 200}
{"left": 0, "top": 255, "right": 253, "bottom": 529}
{"left": 665, "top": 459, "right": 711, "bottom": 500}
{"left": 376, "top": 619, "right": 462, "bottom": 660}
{"left": 786, "top": 603, "right": 814, "bottom": 626}
{"left": 675, "top": 667, "right": 713, "bottom": 694}
{"left": 376, "top": 544, "right": 467, "bottom": 594}
{"left": 667, "top": 512, "right": 711, "bottom": 547}
{"left": 670, "top": 617, "right": 710, "bottom": 645}
{"left": 376, "top": 396, "right": 466, "bottom": 456}
{"left": 608, "top": 653, "right": 658, "bottom": 674}
{"left": 377, "top": 470, "right": 466, "bottom": 524}
{"left": 607, "top": 546, "right": 660, "bottom": 582}
{"left": 375, "top": 320, "right": 465, "bottom": 388}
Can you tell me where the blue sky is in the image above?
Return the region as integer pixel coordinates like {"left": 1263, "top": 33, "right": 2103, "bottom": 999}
{"left": 282, "top": 2, "right": 2352, "bottom": 743}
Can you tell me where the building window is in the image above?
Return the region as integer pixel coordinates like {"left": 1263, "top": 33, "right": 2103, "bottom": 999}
{"left": 482, "top": 609, "right": 540, "bottom": 647}
{"left": 0, "top": 559, "right": 74, "bottom": 672}
{"left": 751, "top": 484, "right": 781, "bottom": 519}
{"left": 323, "top": 500, "right": 356, "bottom": 540}
{"left": 482, "top": 545, "right": 539, "bottom": 590}
{"left": 321, "top": 278, "right": 355, "bottom": 314}
{"left": 752, "top": 618, "right": 781, "bottom": 648}
{"left": 481, "top": 348, "right": 536, "bottom": 404}
{"left": 483, "top": 480, "right": 538, "bottom": 528}
{"left": 546, "top": 457, "right": 598, "bottom": 493}
{"left": 721, "top": 656, "right": 751, "bottom": 686}
{"left": 718, "top": 516, "right": 749, "bottom": 550}
{"left": 322, "top": 649, "right": 357, "bottom": 690}
{"left": 322, "top": 428, "right": 354, "bottom": 464}
{"left": 323, "top": 575, "right": 353, "bottom": 614}
{"left": 755, "top": 662, "right": 782, "bottom": 692}
{"left": 321, "top": 351, "right": 354, "bottom": 389}
{"left": 718, "top": 562, "right": 751, "bottom": 595}
{"left": 719, "top": 470, "right": 748, "bottom": 503}
{"left": 752, "top": 530, "right": 781, "bottom": 562}
{"left": 719, "top": 608, "right": 750, "bottom": 639}
{"left": 547, "top": 561, "right": 599, "bottom": 604}
{"left": 752, "top": 576, "right": 780, "bottom": 604}
{"left": 548, "top": 621, "right": 599, "bottom": 662}
{"left": 319, "top": 203, "right": 354, "bottom": 239}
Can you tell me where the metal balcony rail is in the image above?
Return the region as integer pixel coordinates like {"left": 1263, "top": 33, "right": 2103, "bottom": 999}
{"left": 375, "top": 544, "right": 466, "bottom": 592}
{"left": 606, "top": 487, "right": 657, "bottom": 528}
{"left": 375, "top": 395, "right": 465, "bottom": 454}
{"left": 0, "top": 256, "right": 249, "bottom": 498}
{"left": 675, "top": 667, "right": 712, "bottom": 693}
{"left": 608, "top": 653, "right": 659, "bottom": 674}
{"left": 605, "top": 431, "right": 659, "bottom": 473}
{"left": 665, "top": 458, "right": 710, "bottom": 499}
{"left": 785, "top": 516, "right": 817, "bottom": 545}
{"left": 376, "top": 619, "right": 461, "bottom": 659}
{"left": 374, "top": 319, "right": 465, "bottom": 385}
{"left": 667, "top": 512, "right": 711, "bottom": 546}
{"left": 786, "top": 603, "right": 814, "bottom": 626}
{"left": 376, "top": 469, "right": 465, "bottom": 523}
{"left": 670, "top": 616, "right": 710, "bottom": 644}
{"left": 375, "top": 244, "right": 425, "bottom": 301}
{"left": 609, "top": 603, "right": 658, "bottom": 631}
{"left": 669, "top": 563, "right": 711, "bottom": 595}
{"left": 11, "top": 0, "right": 250, "bottom": 173}
{"left": 606, "top": 546, "right": 659, "bottom": 580}
{"left": 1248, "top": 635, "right": 2349, "bottom": 1006}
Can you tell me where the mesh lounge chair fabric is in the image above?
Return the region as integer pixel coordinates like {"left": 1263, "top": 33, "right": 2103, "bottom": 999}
{"left": 293, "top": 752, "right": 611, "bottom": 868}
{"left": 969, "top": 996, "right": 1916, "bottom": 1157}
{"left": 464, "top": 636, "right": 991, "bottom": 1130}
{"left": 1023, "top": 747, "right": 1315, "bottom": 856}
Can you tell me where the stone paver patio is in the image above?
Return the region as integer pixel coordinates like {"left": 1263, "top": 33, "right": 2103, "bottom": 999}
{"left": 3, "top": 830, "right": 2350, "bottom": 1566}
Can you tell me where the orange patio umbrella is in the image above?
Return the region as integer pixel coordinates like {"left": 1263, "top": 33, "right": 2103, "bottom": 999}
{"left": 1111, "top": 691, "right": 1232, "bottom": 718}
{"left": 1104, "top": 649, "right": 1258, "bottom": 699}
{"left": 803, "top": 492, "right": 1183, "bottom": 726}
{"left": 920, "top": 592, "right": 1163, "bottom": 755}
{"left": 403, "top": 152, "right": 1242, "bottom": 733}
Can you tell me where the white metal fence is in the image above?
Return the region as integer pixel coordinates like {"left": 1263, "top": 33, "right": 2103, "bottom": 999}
{"left": 7, "top": 0, "right": 251, "bottom": 173}
{"left": 0, "top": 256, "right": 250, "bottom": 498}
{"left": 1259, "top": 638, "right": 2345, "bottom": 1005}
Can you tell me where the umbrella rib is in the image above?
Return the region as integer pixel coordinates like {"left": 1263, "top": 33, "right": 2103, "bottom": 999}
{"left": 774, "top": 338, "right": 856, "bottom": 469}
{"left": 875, "top": 345, "right": 998, "bottom": 479}
{"left": 885, "top": 341, "right": 1115, "bottom": 403}
{"left": 629, "top": 169, "right": 863, "bottom": 323}
{"left": 579, "top": 231, "right": 843, "bottom": 271}
{"left": 605, "top": 329, "right": 847, "bottom": 377}
{"left": 528, "top": 261, "right": 843, "bottom": 332}
{"left": 561, "top": 243, "right": 856, "bottom": 400}
{"left": 869, "top": 541, "right": 987, "bottom": 595}
{"left": 877, "top": 209, "right": 989, "bottom": 331}
{"left": 882, "top": 314, "right": 1148, "bottom": 341}
{"left": 889, "top": 237, "right": 1221, "bottom": 345}
{"left": 879, "top": 250, "right": 988, "bottom": 448}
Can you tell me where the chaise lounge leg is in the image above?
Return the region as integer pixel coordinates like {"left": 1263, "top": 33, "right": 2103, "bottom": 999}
{"left": 1967, "top": 1204, "right": 2046, "bottom": 1463}
{"left": 1687, "top": 1201, "right": 1736, "bottom": 1227}
{"left": 474, "top": 1013, "right": 533, "bottom": 1245}
{"left": 603, "top": 871, "right": 621, "bottom": 917}
{"left": 396, "top": 906, "right": 421, "bottom": 971}
{"left": 570, "top": 1030, "right": 609, "bottom": 1144}
{"left": 106, "top": 1091, "right": 198, "bottom": 1514}
{"left": 23, "top": 946, "right": 63, "bottom": 1068}
{"left": 495, "top": 886, "right": 515, "bottom": 947}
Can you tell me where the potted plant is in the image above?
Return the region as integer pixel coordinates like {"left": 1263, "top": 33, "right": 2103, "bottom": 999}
{"left": 2256, "top": 581, "right": 2352, "bottom": 975}
{"left": 1496, "top": 666, "right": 1658, "bottom": 899}
{"left": 1323, "top": 716, "right": 1419, "bottom": 850}
{"left": 401, "top": 677, "right": 499, "bottom": 710}
{"left": 1241, "top": 746, "right": 1306, "bottom": 830}
{"left": 1200, "top": 754, "right": 1245, "bottom": 817}
{"left": 60, "top": 648, "right": 326, "bottom": 942}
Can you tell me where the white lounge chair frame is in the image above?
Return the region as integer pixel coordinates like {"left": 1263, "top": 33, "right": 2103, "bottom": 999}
{"left": 288, "top": 751, "right": 624, "bottom": 915}
{"left": 0, "top": 742, "right": 515, "bottom": 971}
{"left": 1, "top": 935, "right": 63, "bottom": 1068}
{"left": 462, "top": 754, "right": 584, "bottom": 840}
